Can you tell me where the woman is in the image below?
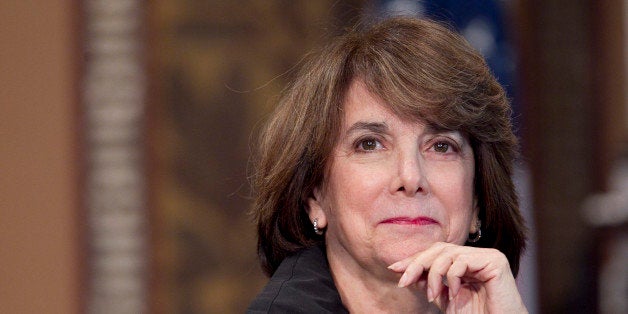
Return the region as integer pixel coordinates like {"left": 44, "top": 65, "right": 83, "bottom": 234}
{"left": 248, "top": 16, "right": 527, "bottom": 313}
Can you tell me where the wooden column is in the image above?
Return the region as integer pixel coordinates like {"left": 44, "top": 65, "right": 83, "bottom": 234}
{"left": 518, "top": 0, "right": 626, "bottom": 312}
{"left": 0, "top": 1, "right": 81, "bottom": 313}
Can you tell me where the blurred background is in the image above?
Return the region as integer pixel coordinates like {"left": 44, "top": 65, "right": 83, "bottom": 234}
{"left": 1, "top": 1, "right": 626, "bottom": 313}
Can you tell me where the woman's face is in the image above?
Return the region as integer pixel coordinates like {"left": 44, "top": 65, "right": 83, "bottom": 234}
{"left": 308, "top": 80, "right": 478, "bottom": 275}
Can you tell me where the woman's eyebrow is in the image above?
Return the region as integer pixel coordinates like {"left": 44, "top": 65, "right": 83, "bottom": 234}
{"left": 423, "top": 123, "right": 449, "bottom": 134}
{"left": 345, "top": 121, "right": 389, "bottom": 136}
{"left": 424, "top": 124, "right": 466, "bottom": 142}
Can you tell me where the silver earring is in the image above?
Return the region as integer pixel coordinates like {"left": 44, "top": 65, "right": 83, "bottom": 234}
{"left": 468, "top": 220, "right": 481, "bottom": 243}
{"left": 313, "top": 218, "right": 324, "bottom": 235}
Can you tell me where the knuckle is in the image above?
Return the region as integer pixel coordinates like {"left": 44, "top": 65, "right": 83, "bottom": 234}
{"left": 486, "top": 248, "right": 509, "bottom": 267}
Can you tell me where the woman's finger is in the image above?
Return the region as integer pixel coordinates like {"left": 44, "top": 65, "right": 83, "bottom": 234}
{"left": 426, "top": 252, "right": 455, "bottom": 301}
{"left": 396, "top": 257, "right": 427, "bottom": 287}
{"left": 432, "top": 290, "right": 451, "bottom": 313}
{"left": 392, "top": 243, "right": 525, "bottom": 313}
{"left": 425, "top": 246, "right": 478, "bottom": 300}
{"left": 393, "top": 242, "right": 450, "bottom": 287}
{"left": 446, "top": 258, "right": 472, "bottom": 299}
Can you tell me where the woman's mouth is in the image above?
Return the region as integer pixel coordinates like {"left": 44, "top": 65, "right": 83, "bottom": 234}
{"left": 380, "top": 216, "right": 438, "bottom": 225}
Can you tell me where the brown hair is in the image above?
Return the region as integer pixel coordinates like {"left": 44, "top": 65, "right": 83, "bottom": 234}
{"left": 252, "top": 16, "right": 526, "bottom": 276}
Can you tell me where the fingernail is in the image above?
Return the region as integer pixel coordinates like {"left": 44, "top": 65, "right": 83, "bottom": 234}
{"left": 449, "top": 287, "right": 453, "bottom": 300}
{"left": 387, "top": 262, "right": 399, "bottom": 270}
{"left": 427, "top": 287, "right": 434, "bottom": 302}
{"left": 398, "top": 272, "right": 408, "bottom": 287}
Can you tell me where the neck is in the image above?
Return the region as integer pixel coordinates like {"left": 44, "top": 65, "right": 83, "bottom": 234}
{"left": 326, "top": 246, "right": 439, "bottom": 313}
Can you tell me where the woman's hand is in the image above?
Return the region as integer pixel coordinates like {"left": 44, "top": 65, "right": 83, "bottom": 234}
{"left": 388, "top": 242, "right": 527, "bottom": 313}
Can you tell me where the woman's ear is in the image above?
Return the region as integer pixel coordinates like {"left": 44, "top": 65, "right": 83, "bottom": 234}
{"left": 306, "top": 187, "right": 327, "bottom": 228}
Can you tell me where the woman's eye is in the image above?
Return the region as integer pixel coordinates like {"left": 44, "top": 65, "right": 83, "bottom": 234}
{"left": 358, "top": 139, "right": 380, "bottom": 151}
{"left": 433, "top": 141, "right": 451, "bottom": 153}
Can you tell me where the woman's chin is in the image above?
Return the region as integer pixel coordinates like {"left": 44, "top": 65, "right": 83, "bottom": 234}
{"left": 375, "top": 236, "right": 439, "bottom": 265}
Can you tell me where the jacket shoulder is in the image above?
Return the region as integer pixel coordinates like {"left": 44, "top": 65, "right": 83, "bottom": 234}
{"left": 247, "top": 246, "right": 347, "bottom": 314}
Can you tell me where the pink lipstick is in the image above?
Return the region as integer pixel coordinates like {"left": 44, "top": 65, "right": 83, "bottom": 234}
{"left": 380, "top": 216, "right": 438, "bottom": 225}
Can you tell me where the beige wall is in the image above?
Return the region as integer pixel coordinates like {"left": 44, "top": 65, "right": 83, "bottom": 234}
{"left": 0, "top": 1, "right": 80, "bottom": 313}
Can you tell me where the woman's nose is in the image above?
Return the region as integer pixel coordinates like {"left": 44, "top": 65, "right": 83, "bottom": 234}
{"left": 395, "top": 151, "right": 427, "bottom": 196}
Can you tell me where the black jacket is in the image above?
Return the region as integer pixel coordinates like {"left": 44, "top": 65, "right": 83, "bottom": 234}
{"left": 247, "top": 245, "right": 348, "bottom": 313}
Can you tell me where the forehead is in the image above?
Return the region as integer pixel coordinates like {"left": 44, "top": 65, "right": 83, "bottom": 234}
{"left": 342, "top": 80, "right": 396, "bottom": 124}
{"left": 340, "top": 79, "right": 469, "bottom": 140}
{"left": 341, "top": 79, "right": 429, "bottom": 132}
